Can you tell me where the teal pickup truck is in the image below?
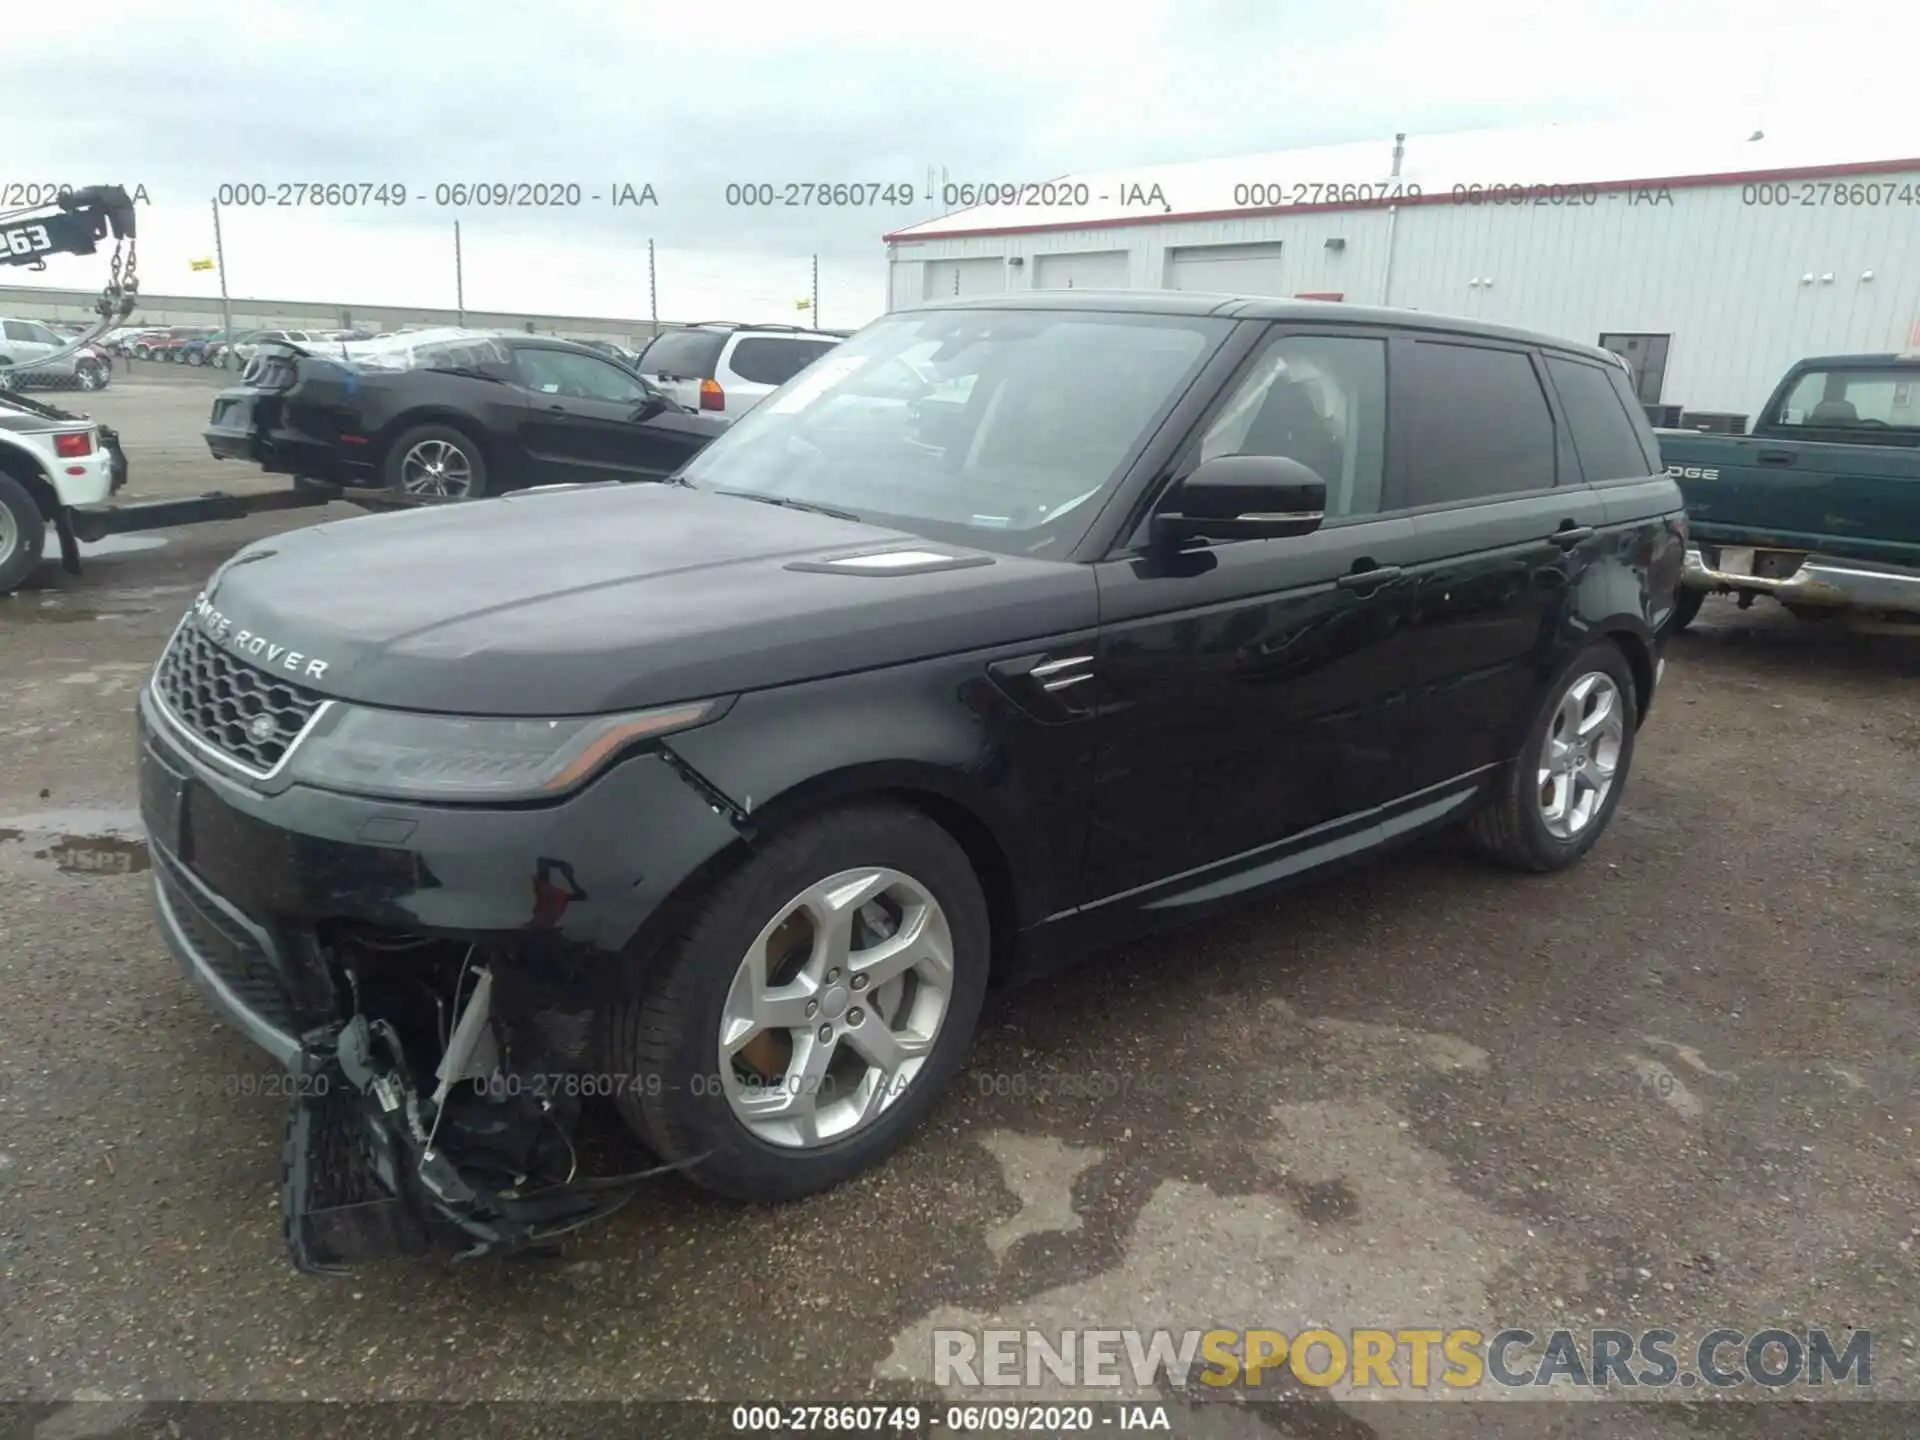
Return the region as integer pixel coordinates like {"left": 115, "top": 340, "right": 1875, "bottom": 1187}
{"left": 1661, "top": 353, "right": 1920, "bottom": 630}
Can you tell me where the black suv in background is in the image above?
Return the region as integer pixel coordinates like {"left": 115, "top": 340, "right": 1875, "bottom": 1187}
{"left": 139, "top": 292, "right": 1685, "bottom": 1271}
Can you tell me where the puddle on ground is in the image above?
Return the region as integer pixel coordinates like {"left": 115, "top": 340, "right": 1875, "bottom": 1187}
{"left": 39, "top": 533, "right": 171, "bottom": 559}
{"left": 0, "top": 602, "right": 151, "bottom": 624}
{"left": 0, "top": 809, "right": 149, "bottom": 876}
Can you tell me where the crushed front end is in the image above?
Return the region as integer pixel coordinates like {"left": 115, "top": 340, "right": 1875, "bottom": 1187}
{"left": 278, "top": 932, "right": 690, "bottom": 1273}
{"left": 135, "top": 611, "right": 748, "bottom": 1275}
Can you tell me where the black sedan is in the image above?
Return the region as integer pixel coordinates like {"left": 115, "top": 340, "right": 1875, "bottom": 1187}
{"left": 204, "top": 332, "right": 729, "bottom": 500}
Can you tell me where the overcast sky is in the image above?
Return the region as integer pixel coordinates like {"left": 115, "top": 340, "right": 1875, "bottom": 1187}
{"left": 4, "top": 0, "right": 1914, "bottom": 329}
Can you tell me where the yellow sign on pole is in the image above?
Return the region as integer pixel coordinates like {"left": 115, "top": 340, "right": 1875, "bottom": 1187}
{"left": 795, "top": 297, "right": 811, "bottom": 311}
{"left": 190, "top": 257, "right": 216, "bottom": 272}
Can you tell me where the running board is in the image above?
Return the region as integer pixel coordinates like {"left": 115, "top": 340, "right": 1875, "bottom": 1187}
{"left": 66, "top": 480, "right": 344, "bottom": 542}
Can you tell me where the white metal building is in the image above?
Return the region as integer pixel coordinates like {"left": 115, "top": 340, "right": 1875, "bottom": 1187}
{"left": 882, "top": 119, "right": 1920, "bottom": 417}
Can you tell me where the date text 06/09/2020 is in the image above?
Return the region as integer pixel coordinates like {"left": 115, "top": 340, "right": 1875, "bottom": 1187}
{"left": 1, "top": 182, "right": 153, "bottom": 208}
{"left": 210, "top": 182, "right": 658, "bottom": 209}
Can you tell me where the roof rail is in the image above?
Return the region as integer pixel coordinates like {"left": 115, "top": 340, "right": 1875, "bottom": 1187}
{"left": 679, "top": 321, "right": 826, "bottom": 334}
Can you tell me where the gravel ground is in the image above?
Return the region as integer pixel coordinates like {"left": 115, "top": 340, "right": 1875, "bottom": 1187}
{"left": 1, "top": 367, "right": 1916, "bottom": 1438}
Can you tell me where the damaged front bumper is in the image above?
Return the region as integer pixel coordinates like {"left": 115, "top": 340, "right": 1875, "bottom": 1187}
{"left": 137, "top": 687, "right": 745, "bottom": 1273}
{"left": 279, "top": 975, "right": 700, "bottom": 1274}
{"left": 1683, "top": 543, "right": 1920, "bottom": 616}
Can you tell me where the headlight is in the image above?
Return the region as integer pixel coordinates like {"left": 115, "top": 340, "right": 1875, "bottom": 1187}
{"left": 285, "top": 697, "right": 729, "bottom": 802}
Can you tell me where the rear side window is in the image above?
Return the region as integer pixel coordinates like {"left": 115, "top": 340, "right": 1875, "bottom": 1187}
{"left": 1401, "top": 341, "right": 1556, "bottom": 505}
{"left": 639, "top": 329, "right": 727, "bottom": 379}
{"left": 1603, "top": 363, "right": 1662, "bottom": 470}
{"left": 1546, "top": 356, "right": 1654, "bottom": 482}
{"left": 729, "top": 337, "right": 839, "bottom": 386}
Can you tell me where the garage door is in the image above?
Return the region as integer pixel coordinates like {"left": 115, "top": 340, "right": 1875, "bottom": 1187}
{"left": 923, "top": 258, "right": 1007, "bottom": 300}
{"left": 1033, "top": 250, "right": 1131, "bottom": 290}
{"left": 1165, "top": 242, "right": 1287, "bottom": 296}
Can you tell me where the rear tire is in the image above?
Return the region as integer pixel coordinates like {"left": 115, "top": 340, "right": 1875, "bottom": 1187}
{"left": 606, "top": 802, "right": 991, "bottom": 1203}
{"left": 0, "top": 473, "right": 48, "bottom": 595}
{"left": 1467, "top": 640, "right": 1639, "bottom": 873}
{"left": 381, "top": 423, "right": 489, "bottom": 501}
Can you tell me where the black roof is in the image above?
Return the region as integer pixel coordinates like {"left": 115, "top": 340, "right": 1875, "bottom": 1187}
{"left": 896, "top": 289, "right": 1623, "bottom": 366}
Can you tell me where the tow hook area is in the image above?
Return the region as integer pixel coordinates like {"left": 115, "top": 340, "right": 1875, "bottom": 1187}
{"left": 279, "top": 951, "right": 701, "bottom": 1275}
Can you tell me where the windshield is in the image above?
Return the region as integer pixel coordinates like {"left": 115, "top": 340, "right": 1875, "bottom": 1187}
{"left": 1777, "top": 367, "right": 1920, "bottom": 433}
{"left": 674, "top": 308, "right": 1228, "bottom": 557}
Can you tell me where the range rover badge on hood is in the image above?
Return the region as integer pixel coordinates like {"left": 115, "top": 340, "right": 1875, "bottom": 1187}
{"left": 190, "top": 593, "right": 331, "bottom": 680}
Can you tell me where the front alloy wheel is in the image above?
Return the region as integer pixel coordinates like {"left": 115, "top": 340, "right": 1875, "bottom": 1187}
{"left": 608, "top": 802, "right": 990, "bottom": 1202}
{"left": 720, "top": 868, "right": 955, "bottom": 1149}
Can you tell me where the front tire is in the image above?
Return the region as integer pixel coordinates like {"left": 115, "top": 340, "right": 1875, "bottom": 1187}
{"left": 382, "top": 423, "right": 488, "bottom": 501}
{"left": 0, "top": 472, "right": 48, "bottom": 594}
{"left": 1467, "top": 640, "right": 1638, "bottom": 873}
{"left": 606, "top": 802, "right": 991, "bottom": 1202}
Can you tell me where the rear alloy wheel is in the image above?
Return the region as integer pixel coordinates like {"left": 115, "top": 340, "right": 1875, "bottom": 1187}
{"left": 0, "top": 364, "right": 15, "bottom": 392}
{"left": 75, "top": 361, "right": 104, "bottom": 391}
{"left": 1467, "top": 641, "right": 1638, "bottom": 873}
{"left": 608, "top": 803, "right": 990, "bottom": 1202}
{"left": 0, "top": 472, "right": 48, "bottom": 594}
{"left": 383, "top": 424, "right": 488, "bottom": 501}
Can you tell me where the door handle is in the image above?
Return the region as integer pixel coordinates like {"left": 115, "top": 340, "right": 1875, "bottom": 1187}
{"left": 548, "top": 403, "right": 568, "bottom": 413}
{"left": 1551, "top": 525, "right": 1595, "bottom": 548}
{"left": 1337, "top": 565, "right": 1402, "bottom": 590}
{"left": 1756, "top": 450, "right": 1795, "bottom": 465}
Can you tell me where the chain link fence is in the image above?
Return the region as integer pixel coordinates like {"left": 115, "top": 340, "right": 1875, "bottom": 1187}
{"left": 0, "top": 349, "right": 113, "bottom": 393}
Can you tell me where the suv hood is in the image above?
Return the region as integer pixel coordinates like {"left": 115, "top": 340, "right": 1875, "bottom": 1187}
{"left": 188, "top": 483, "right": 1096, "bottom": 715}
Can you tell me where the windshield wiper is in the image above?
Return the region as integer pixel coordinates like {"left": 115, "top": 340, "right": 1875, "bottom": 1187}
{"left": 711, "top": 488, "right": 861, "bottom": 521}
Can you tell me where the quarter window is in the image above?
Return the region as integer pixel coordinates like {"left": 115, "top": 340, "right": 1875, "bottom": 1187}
{"left": 729, "top": 338, "right": 839, "bottom": 386}
{"left": 1546, "top": 356, "right": 1653, "bottom": 482}
{"left": 1401, "top": 342, "right": 1556, "bottom": 505}
{"left": 1198, "top": 333, "right": 1388, "bottom": 518}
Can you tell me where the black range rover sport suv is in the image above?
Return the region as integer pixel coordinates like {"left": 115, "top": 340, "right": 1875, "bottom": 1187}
{"left": 136, "top": 291, "right": 1688, "bottom": 1270}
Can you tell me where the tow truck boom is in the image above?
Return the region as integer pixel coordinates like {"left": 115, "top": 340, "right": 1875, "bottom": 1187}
{"left": 0, "top": 185, "right": 140, "bottom": 355}
{"left": 0, "top": 185, "right": 354, "bottom": 592}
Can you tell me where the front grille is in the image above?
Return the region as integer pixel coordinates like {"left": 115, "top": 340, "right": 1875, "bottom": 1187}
{"left": 154, "top": 848, "right": 297, "bottom": 1034}
{"left": 154, "top": 621, "right": 325, "bottom": 774}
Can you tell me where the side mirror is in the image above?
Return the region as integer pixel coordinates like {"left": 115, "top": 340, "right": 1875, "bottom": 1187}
{"left": 1152, "top": 454, "right": 1328, "bottom": 547}
{"left": 631, "top": 393, "right": 670, "bottom": 422}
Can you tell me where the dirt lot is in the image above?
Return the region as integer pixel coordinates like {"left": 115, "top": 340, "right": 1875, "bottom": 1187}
{"left": 1, "top": 367, "right": 1916, "bottom": 1436}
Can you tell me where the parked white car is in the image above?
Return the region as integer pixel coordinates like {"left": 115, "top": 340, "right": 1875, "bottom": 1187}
{"left": 634, "top": 322, "right": 842, "bottom": 418}
{"left": 0, "top": 317, "right": 113, "bottom": 392}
